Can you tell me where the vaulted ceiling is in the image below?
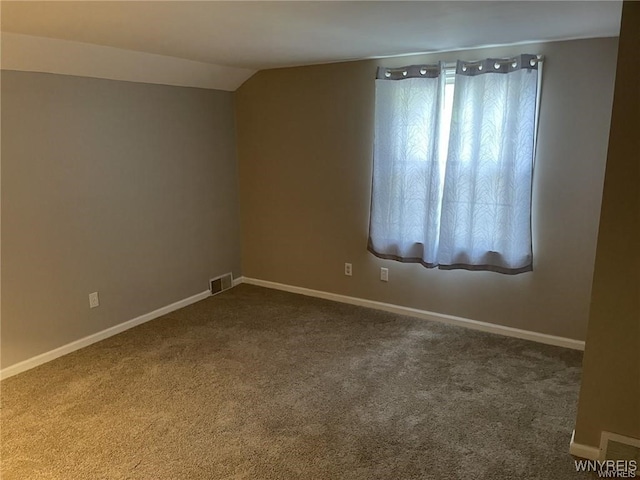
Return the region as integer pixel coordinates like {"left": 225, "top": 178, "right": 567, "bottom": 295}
{"left": 1, "top": 1, "right": 622, "bottom": 71}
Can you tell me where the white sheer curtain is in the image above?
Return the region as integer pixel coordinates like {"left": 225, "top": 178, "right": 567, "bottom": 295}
{"left": 437, "top": 56, "right": 538, "bottom": 273}
{"left": 369, "top": 54, "right": 540, "bottom": 274}
{"left": 368, "top": 63, "right": 445, "bottom": 266}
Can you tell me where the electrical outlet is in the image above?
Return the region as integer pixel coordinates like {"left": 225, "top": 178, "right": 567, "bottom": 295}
{"left": 380, "top": 267, "right": 389, "bottom": 282}
{"left": 345, "top": 263, "right": 352, "bottom": 276}
{"left": 89, "top": 292, "right": 100, "bottom": 309}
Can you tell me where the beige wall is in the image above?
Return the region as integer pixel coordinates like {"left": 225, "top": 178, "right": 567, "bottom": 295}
{"left": 235, "top": 37, "right": 618, "bottom": 341}
{"left": 574, "top": 2, "right": 640, "bottom": 447}
{"left": 1, "top": 71, "right": 241, "bottom": 368}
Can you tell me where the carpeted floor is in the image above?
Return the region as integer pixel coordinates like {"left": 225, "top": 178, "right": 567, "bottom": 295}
{"left": 1, "top": 284, "right": 593, "bottom": 479}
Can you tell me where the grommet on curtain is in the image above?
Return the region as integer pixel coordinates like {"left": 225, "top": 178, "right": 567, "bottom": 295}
{"left": 529, "top": 58, "right": 536, "bottom": 67}
{"left": 512, "top": 61, "right": 518, "bottom": 68}
{"left": 478, "top": 64, "right": 483, "bottom": 71}
{"left": 402, "top": 71, "right": 408, "bottom": 76}
{"left": 420, "top": 67, "right": 427, "bottom": 75}
{"left": 384, "top": 70, "right": 391, "bottom": 78}
{"left": 462, "top": 65, "right": 467, "bottom": 72}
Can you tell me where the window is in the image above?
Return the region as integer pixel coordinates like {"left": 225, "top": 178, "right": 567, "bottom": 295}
{"left": 368, "top": 54, "right": 541, "bottom": 274}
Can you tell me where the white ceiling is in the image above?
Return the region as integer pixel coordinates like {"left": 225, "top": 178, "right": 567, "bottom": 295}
{"left": 1, "top": 1, "right": 622, "bottom": 71}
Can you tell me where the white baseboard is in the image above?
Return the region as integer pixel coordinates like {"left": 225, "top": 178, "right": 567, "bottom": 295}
{"left": 570, "top": 430, "right": 601, "bottom": 460}
{"left": 0, "top": 289, "right": 211, "bottom": 380}
{"left": 2, "top": 276, "right": 583, "bottom": 380}
{"left": 240, "top": 277, "right": 585, "bottom": 351}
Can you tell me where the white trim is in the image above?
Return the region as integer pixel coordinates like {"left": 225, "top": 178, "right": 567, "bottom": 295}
{"left": 2, "top": 276, "right": 583, "bottom": 380}
{"left": 570, "top": 430, "right": 601, "bottom": 460}
{"left": 240, "top": 277, "right": 585, "bottom": 350}
{"left": 0, "top": 290, "right": 211, "bottom": 380}
{"left": 0, "top": 33, "right": 255, "bottom": 92}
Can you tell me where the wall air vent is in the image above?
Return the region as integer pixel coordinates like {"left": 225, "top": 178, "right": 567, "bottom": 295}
{"left": 210, "top": 272, "right": 234, "bottom": 296}
{"left": 600, "top": 432, "right": 640, "bottom": 477}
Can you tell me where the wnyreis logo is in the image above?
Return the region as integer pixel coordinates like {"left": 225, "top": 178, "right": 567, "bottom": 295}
{"left": 575, "top": 460, "right": 638, "bottom": 478}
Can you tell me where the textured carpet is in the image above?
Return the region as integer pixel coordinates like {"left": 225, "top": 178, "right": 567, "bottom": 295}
{"left": 1, "top": 284, "right": 592, "bottom": 479}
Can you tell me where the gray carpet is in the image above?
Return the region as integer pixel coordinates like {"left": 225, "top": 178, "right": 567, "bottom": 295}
{"left": 1, "top": 284, "right": 592, "bottom": 479}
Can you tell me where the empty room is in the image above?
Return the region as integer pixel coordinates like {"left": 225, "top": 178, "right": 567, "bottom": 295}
{"left": 1, "top": 1, "right": 638, "bottom": 479}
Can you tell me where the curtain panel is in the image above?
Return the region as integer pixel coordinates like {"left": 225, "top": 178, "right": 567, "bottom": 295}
{"left": 369, "top": 63, "right": 445, "bottom": 266}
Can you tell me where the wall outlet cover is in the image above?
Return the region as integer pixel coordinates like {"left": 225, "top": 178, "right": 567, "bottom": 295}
{"left": 89, "top": 292, "right": 99, "bottom": 308}
{"left": 381, "top": 267, "right": 389, "bottom": 282}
